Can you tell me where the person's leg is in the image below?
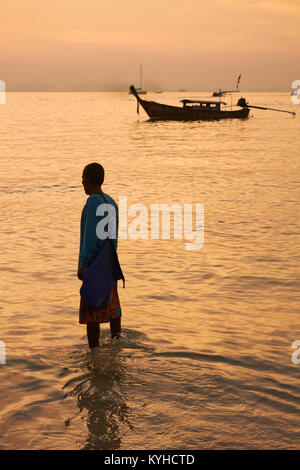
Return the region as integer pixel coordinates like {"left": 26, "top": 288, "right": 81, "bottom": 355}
{"left": 110, "top": 317, "right": 121, "bottom": 339}
{"left": 87, "top": 322, "right": 100, "bottom": 348}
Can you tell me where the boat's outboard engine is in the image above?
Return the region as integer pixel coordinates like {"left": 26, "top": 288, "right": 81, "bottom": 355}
{"left": 237, "top": 97, "right": 248, "bottom": 108}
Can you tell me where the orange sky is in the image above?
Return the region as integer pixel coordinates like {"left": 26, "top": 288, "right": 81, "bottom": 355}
{"left": 1, "top": 0, "right": 300, "bottom": 91}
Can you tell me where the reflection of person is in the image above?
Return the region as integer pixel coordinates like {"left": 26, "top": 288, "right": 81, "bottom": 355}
{"left": 77, "top": 163, "right": 122, "bottom": 348}
{"left": 63, "top": 347, "right": 132, "bottom": 449}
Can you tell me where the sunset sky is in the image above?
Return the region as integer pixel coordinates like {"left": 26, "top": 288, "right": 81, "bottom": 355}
{"left": 1, "top": 0, "right": 300, "bottom": 91}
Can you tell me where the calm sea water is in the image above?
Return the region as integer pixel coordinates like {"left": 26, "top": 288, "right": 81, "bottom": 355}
{"left": 0, "top": 92, "right": 299, "bottom": 449}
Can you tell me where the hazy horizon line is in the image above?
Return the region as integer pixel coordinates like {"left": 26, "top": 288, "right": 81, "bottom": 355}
{"left": 5, "top": 88, "right": 293, "bottom": 93}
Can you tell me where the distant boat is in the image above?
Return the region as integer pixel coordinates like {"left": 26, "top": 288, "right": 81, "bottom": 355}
{"left": 212, "top": 74, "right": 241, "bottom": 97}
{"left": 132, "top": 64, "right": 147, "bottom": 95}
{"left": 130, "top": 85, "right": 250, "bottom": 121}
{"left": 178, "top": 89, "right": 187, "bottom": 92}
{"left": 212, "top": 89, "right": 238, "bottom": 97}
{"left": 212, "top": 89, "right": 226, "bottom": 97}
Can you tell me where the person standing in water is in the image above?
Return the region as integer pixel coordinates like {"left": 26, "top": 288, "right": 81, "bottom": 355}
{"left": 77, "top": 163, "right": 122, "bottom": 348}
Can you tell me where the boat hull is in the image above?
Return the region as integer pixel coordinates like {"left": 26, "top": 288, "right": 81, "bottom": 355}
{"left": 140, "top": 99, "right": 249, "bottom": 121}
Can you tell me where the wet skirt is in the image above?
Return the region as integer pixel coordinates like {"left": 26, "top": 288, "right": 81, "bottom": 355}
{"left": 79, "top": 282, "right": 122, "bottom": 324}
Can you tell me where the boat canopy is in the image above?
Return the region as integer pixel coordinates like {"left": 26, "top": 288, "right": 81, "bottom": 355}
{"left": 180, "top": 99, "right": 226, "bottom": 105}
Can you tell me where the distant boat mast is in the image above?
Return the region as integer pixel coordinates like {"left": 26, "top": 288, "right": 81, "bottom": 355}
{"left": 137, "top": 64, "right": 147, "bottom": 94}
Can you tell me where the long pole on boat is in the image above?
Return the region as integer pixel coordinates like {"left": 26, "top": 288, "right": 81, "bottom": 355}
{"left": 237, "top": 98, "right": 296, "bottom": 116}
{"left": 247, "top": 104, "right": 295, "bottom": 115}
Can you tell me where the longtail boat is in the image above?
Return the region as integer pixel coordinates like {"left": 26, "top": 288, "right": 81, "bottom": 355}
{"left": 129, "top": 85, "right": 250, "bottom": 121}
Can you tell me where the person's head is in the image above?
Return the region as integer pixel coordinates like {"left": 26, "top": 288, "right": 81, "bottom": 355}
{"left": 82, "top": 163, "right": 105, "bottom": 194}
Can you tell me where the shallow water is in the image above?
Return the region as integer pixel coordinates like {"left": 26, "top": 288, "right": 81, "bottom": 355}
{"left": 0, "top": 91, "right": 299, "bottom": 449}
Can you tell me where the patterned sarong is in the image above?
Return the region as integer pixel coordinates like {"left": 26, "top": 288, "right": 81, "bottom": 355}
{"left": 79, "top": 282, "right": 122, "bottom": 324}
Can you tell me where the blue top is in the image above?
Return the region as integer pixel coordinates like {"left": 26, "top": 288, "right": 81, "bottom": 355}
{"left": 78, "top": 192, "right": 118, "bottom": 270}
